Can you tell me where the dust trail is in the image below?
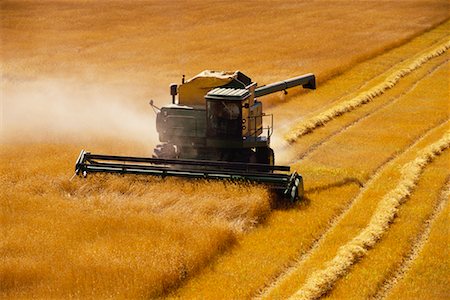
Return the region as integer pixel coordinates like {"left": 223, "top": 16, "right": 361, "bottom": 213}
{"left": 284, "top": 39, "right": 450, "bottom": 143}
{"left": 1, "top": 78, "right": 159, "bottom": 149}
{"left": 288, "top": 130, "right": 450, "bottom": 300}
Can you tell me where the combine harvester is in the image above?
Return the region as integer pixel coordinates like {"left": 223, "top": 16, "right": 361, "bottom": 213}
{"left": 75, "top": 71, "right": 315, "bottom": 201}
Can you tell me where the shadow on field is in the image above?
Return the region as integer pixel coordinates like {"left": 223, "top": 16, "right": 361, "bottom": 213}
{"left": 268, "top": 191, "right": 310, "bottom": 211}
{"left": 305, "top": 177, "right": 364, "bottom": 194}
{"left": 273, "top": 196, "right": 312, "bottom": 211}
{"left": 270, "top": 177, "right": 363, "bottom": 211}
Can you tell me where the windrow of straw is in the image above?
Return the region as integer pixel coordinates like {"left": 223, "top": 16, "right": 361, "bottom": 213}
{"left": 373, "top": 178, "right": 450, "bottom": 299}
{"left": 284, "top": 40, "right": 450, "bottom": 143}
{"left": 386, "top": 182, "right": 450, "bottom": 299}
{"left": 288, "top": 130, "right": 450, "bottom": 300}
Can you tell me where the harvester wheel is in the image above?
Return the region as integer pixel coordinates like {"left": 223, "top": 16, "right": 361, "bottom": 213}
{"left": 256, "top": 147, "right": 275, "bottom": 172}
{"left": 256, "top": 147, "right": 274, "bottom": 165}
{"left": 268, "top": 148, "right": 274, "bottom": 166}
{"left": 153, "top": 143, "right": 177, "bottom": 159}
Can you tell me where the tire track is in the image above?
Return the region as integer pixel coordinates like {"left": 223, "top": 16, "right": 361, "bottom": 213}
{"left": 255, "top": 119, "right": 450, "bottom": 299}
{"left": 284, "top": 39, "right": 450, "bottom": 143}
{"left": 293, "top": 59, "right": 449, "bottom": 162}
{"left": 287, "top": 130, "right": 450, "bottom": 300}
{"left": 371, "top": 176, "right": 450, "bottom": 300}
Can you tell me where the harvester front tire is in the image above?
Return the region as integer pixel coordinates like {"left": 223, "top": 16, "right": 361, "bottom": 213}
{"left": 153, "top": 144, "right": 177, "bottom": 159}
{"left": 256, "top": 147, "right": 274, "bottom": 165}
{"left": 256, "top": 147, "right": 275, "bottom": 172}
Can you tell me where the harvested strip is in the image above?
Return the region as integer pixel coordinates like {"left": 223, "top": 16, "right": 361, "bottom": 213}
{"left": 293, "top": 58, "right": 449, "bottom": 162}
{"left": 314, "top": 150, "right": 450, "bottom": 299}
{"left": 276, "top": 52, "right": 449, "bottom": 165}
{"left": 373, "top": 178, "right": 450, "bottom": 299}
{"left": 289, "top": 130, "right": 450, "bottom": 300}
{"left": 259, "top": 120, "right": 450, "bottom": 299}
{"left": 270, "top": 23, "right": 450, "bottom": 140}
{"left": 386, "top": 185, "right": 450, "bottom": 299}
{"left": 284, "top": 40, "right": 450, "bottom": 143}
{"left": 261, "top": 63, "right": 449, "bottom": 299}
{"left": 171, "top": 28, "right": 450, "bottom": 299}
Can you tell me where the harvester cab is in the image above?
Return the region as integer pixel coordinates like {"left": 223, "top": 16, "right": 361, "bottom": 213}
{"left": 154, "top": 70, "right": 315, "bottom": 164}
{"left": 75, "top": 70, "right": 316, "bottom": 202}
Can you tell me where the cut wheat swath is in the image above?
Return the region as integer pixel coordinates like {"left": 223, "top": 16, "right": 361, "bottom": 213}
{"left": 288, "top": 130, "right": 450, "bottom": 300}
{"left": 285, "top": 40, "right": 450, "bottom": 143}
{"left": 385, "top": 183, "right": 450, "bottom": 300}
{"left": 373, "top": 179, "right": 450, "bottom": 299}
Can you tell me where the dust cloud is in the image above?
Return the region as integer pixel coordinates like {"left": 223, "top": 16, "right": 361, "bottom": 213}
{"left": 1, "top": 78, "right": 160, "bottom": 149}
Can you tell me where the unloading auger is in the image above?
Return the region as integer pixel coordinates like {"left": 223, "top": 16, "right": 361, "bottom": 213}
{"left": 75, "top": 70, "right": 315, "bottom": 201}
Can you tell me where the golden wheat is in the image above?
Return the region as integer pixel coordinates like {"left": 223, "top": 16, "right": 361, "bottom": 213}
{"left": 2, "top": 2, "right": 450, "bottom": 298}
{"left": 2, "top": 1, "right": 449, "bottom": 108}
{"left": 319, "top": 151, "right": 450, "bottom": 299}
{"left": 262, "top": 120, "right": 450, "bottom": 300}
{"left": 270, "top": 24, "right": 450, "bottom": 164}
{"left": 288, "top": 131, "right": 450, "bottom": 300}
{"left": 259, "top": 59, "right": 449, "bottom": 299}
{"left": 370, "top": 178, "right": 450, "bottom": 299}
{"left": 0, "top": 145, "right": 271, "bottom": 298}
{"left": 386, "top": 183, "right": 450, "bottom": 299}
{"left": 170, "top": 35, "right": 450, "bottom": 299}
{"left": 284, "top": 40, "right": 450, "bottom": 143}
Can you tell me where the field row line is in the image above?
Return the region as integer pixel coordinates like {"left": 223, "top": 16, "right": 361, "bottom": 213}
{"left": 257, "top": 119, "right": 450, "bottom": 299}
{"left": 284, "top": 39, "right": 450, "bottom": 143}
{"left": 279, "top": 35, "right": 450, "bottom": 136}
{"left": 355, "top": 35, "right": 450, "bottom": 92}
{"left": 293, "top": 59, "right": 449, "bottom": 162}
{"left": 288, "top": 130, "right": 450, "bottom": 300}
{"left": 372, "top": 176, "right": 450, "bottom": 300}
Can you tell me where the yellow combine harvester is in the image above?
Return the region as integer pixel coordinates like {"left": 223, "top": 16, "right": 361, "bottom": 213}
{"left": 75, "top": 70, "right": 315, "bottom": 201}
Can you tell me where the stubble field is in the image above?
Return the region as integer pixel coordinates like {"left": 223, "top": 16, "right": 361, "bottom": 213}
{"left": 1, "top": 1, "right": 449, "bottom": 299}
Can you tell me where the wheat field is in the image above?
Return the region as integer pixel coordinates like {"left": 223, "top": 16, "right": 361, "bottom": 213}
{"left": 1, "top": 1, "right": 449, "bottom": 299}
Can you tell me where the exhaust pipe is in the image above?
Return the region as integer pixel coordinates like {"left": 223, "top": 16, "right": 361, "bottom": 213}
{"left": 170, "top": 83, "right": 178, "bottom": 104}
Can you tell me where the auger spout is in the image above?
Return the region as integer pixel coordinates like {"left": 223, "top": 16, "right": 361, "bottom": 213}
{"left": 254, "top": 73, "right": 316, "bottom": 97}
